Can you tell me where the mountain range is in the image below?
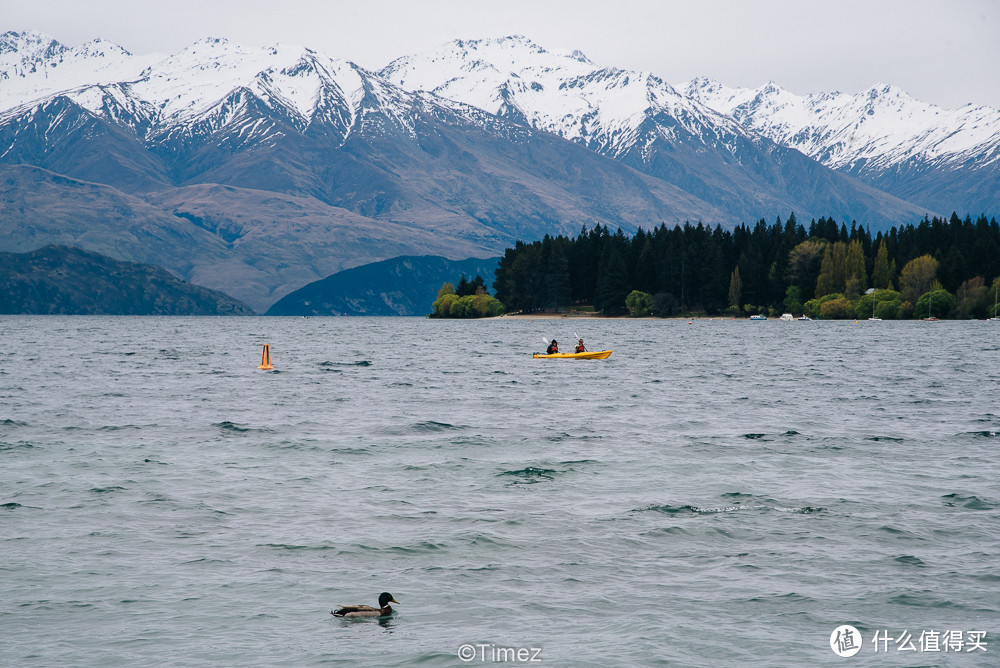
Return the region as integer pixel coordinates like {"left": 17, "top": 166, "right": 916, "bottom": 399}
{"left": 679, "top": 78, "right": 1000, "bottom": 218}
{"left": 1, "top": 30, "right": 996, "bottom": 312}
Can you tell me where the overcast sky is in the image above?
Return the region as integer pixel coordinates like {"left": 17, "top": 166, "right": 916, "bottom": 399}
{"left": 5, "top": 0, "right": 998, "bottom": 108}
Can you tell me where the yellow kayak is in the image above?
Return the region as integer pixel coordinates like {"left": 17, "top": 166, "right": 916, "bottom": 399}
{"left": 533, "top": 350, "right": 613, "bottom": 359}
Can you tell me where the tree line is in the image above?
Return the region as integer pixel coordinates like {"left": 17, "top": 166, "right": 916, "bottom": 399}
{"left": 491, "top": 213, "right": 1000, "bottom": 319}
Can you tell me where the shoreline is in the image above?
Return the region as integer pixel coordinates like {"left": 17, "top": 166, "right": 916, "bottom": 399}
{"left": 498, "top": 312, "right": 735, "bottom": 321}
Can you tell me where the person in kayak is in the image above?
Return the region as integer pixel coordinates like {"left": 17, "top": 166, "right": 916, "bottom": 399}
{"left": 575, "top": 339, "right": 586, "bottom": 353}
{"left": 546, "top": 339, "right": 559, "bottom": 354}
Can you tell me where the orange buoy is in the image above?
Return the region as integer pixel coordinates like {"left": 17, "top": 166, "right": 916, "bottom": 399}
{"left": 257, "top": 343, "right": 273, "bottom": 370}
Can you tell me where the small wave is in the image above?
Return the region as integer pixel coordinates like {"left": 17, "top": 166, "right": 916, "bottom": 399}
{"left": 635, "top": 503, "right": 823, "bottom": 515}
{"left": 498, "top": 467, "right": 558, "bottom": 483}
{"left": 214, "top": 421, "right": 273, "bottom": 434}
{"left": 635, "top": 504, "right": 733, "bottom": 515}
{"left": 866, "top": 436, "right": 904, "bottom": 442}
{"left": 0, "top": 418, "right": 28, "bottom": 427}
{"left": 941, "top": 493, "right": 997, "bottom": 510}
{"left": 89, "top": 486, "right": 126, "bottom": 494}
{"left": 412, "top": 421, "right": 462, "bottom": 432}
{"left": 747, "top": 592, "right": 815, "bottom": 604}
{"left": 641, "top": 526, "right": 691, "bottom": 536}
{"left": 878, "top": 525, "right": 925, "bottom": 540}
{"left": 888, "top": 592, "right": 959, "bottom": 608}
{"left": 0, "top": 441, "right": 35, "bottom": 451}
{"left": 961, "top": 430, "right": 1000, "bottom": 438}
{"left": 355, "top": 541, "right": 446, "bottom": 554}
{"left": 781, "top": 506, "right": 824, "bottom": 514}
{"left": 894, "top": 555, "right": 926, "bottom": 567}
{"left": 319, "top": 360, "right": 372, "bottom": 367}
{"left": 260, "top": 543, "right": 339, "bottom": 551}
{"left": 182, "top": 557, "right": 233, "bottom": 565}
{"left": 743, "top": 433, "right": 766, "bottom": 439}
{"left": 1, "top": 502, "right": 22, "bottom": 510}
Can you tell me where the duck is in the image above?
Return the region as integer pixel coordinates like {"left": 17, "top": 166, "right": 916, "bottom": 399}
{"left": 331, "top": 592, "right": 399, "bottom": 618}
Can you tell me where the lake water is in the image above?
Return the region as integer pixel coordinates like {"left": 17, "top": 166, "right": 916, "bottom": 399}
{"left": 1, "top": 316, "right": 997, "bottom": 666}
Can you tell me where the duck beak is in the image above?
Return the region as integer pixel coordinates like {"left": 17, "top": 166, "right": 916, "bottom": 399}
{"left": 390, "top": 597, "right": 400, "bottom": 604}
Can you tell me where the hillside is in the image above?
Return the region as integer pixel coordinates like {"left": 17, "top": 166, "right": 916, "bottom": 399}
{"left": 266, "top": 256, "right": 500, "bottom": 316}
{"left": 0, "top": 245, "right": 253, "bottom": 315}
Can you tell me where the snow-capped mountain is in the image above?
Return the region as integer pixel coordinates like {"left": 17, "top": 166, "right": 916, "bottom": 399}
{"left": 0, "top": 30, "right": 160, "bottom": 110}
{"left": 381, "top": 36, "right": 931, "bottom": 228}
{"left": 383, "top": 35, "right": 748, "bottom": 160}
{"left": 1, "top": 32, "right": 396, "bottom": 155}
{"left": 1, "top": 30, "right": 728, "bottom": 310}
{"left": 680, "top": 78, "right": 1000, "bottom": 216}
{"left": 2, "top": 30, "right": 991, "bottom": 308}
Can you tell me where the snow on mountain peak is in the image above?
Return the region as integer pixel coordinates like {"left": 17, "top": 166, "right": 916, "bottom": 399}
{"left": 1, "top": 29, "right": 68, "bottom": 57}
{"left": 73, "top": 37, "right": 133, "bottom": 59}
{"left": 0, "top": 33, "right": 389, "bottom": 145}
{"left": 682, "top": 76, "right": 1000, "bottom": 171}
{"left": 380, "top": 35, "right": 739, "bottom": 158}
{"left": 0, "top": 30, "right": 160, "bottom": 116}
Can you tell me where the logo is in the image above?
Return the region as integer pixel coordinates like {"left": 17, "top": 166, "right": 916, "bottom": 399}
{"left": 831, "top": 625, "right": 863, "bottom": 657}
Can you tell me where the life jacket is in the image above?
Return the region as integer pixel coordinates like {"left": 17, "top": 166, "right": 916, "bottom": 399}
{"left": 547, "top": 343, "right": 558, "bottom": 354}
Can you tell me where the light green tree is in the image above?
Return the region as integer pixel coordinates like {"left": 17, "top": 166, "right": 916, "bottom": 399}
{"left": 871, "top": 240, "right": 894, "bottom": 289}
{"left": 815, "top": 245, "right": 836, "bottom": 297}
{"left": 819, "top": 297, "right": 854, "bottom": 319}
{"left": 625, "top": 290, "right": 653, "bottom": 316}
{"left": 899, "top": 255, "right": 940, "bottom": 305}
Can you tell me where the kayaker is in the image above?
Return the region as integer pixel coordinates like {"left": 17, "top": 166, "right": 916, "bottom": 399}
{"left": 546, "top": 339, "right": 559, "bottom": 354}
{"left": 575, "top": 339, "right": 586, "bottom": 353}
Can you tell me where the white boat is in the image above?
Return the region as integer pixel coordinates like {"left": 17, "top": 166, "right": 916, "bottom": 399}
{"left": 797, "top": 315, "right": 812, "bottom": 321}
{"left": 922, "top": 293, "right": 939, "bottom": 321}
{"left": 750, "top": 314, "right": 767, "bottom": 321}
{"left": 868, "top": 295, "right": 881, "bottom": 321}
{"left": 779, "top": 313, "right": 794, "bottom": 321}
